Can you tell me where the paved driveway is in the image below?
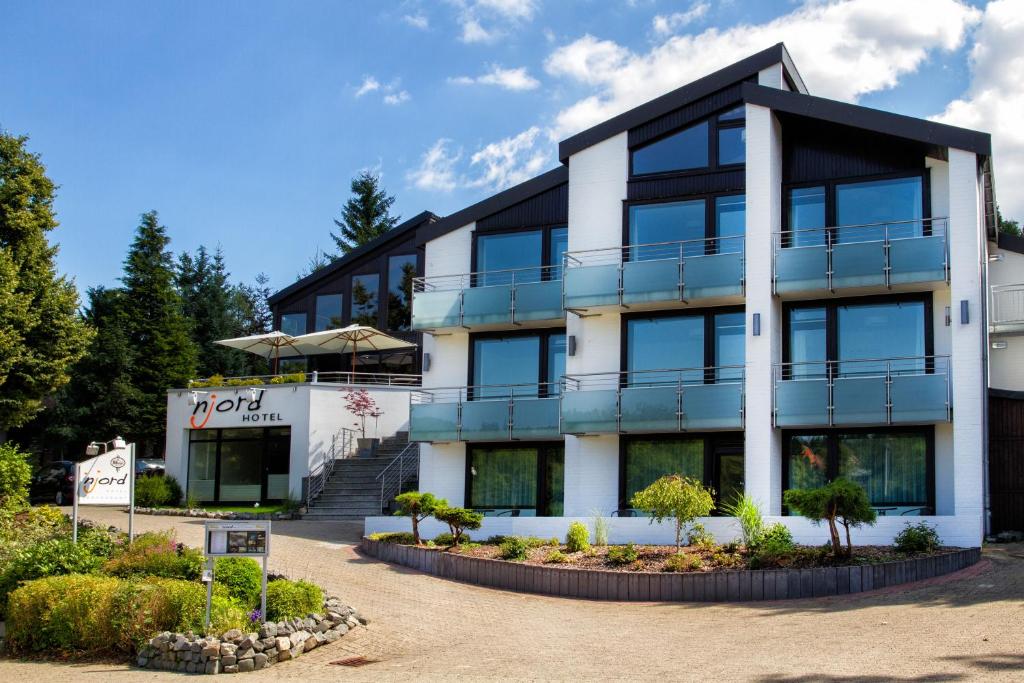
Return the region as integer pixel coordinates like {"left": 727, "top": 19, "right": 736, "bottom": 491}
{"left": 1, "top": 508, "right": 1022, "bottom": 682}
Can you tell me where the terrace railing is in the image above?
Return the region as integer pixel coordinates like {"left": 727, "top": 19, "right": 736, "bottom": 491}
{"left": 990, "top": 283, "right": 1024, "bottom": 333}
{"left": 188, "top": 371, "right": 421, "bottom": 389}
{"left": 306, "top": 426, "right": 358, "bottom": 509}
{"left": 376, "top": 441, "right": 420, "bottom": 513}
{"left": 409, "top": 382, "right": 562, "bottom": 442}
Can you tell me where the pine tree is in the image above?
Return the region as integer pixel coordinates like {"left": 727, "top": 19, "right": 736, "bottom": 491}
{"left": 331, "top": 171, "right": 400, "bottom": 254}
{"left": 233, "top": 272, "right": 273, "bottom": 375}
{"left": 120, "top": 211, "right": 197, "bottom": 452}
{"left": 0, "top": 132, "right": 93, "bottom": 439}
{"left": 177, "top": 245, "right": 248, "bottom": 377}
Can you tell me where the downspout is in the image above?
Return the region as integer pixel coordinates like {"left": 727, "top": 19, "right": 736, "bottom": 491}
{"left": 980, "top": 163, "right": 992, "bottom": 538}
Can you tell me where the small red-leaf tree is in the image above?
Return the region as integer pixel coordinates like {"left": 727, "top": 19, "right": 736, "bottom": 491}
{"left": 343, "top": 389, "right": 380, "bottom": 438}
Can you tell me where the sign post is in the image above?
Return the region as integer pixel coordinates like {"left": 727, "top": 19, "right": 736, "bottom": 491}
{"left": 74, "top": 440, "right": 133, "bottom": 543}
{"left": 203, "top": 520, "right": 271, "bottom": 628}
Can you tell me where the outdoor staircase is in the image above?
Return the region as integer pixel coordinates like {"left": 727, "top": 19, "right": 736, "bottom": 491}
{"left": 303, "top": 432, "right": 419, "bottom": 520}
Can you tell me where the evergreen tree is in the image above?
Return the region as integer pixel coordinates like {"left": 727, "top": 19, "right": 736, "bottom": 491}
{"left": 331, "top": 171, "right": 400, "bottom": 254}
{"left": 120, "top": 211, "right": 197, "bottom": 451}
{"left": 299, "top": 247, "right": 333, "bottom": 278}
{"left": 177, "top": 245, "right": 247, "bottom": 377}
{"left": 0, "top": 132, "right": 92, "bottom": 440}
{"left": 233, "top": 272, "right": 273, "bottom": 375}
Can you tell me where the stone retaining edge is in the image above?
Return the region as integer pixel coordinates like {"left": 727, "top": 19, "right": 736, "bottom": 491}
{"left": 359, "top": 540, "right": 981, "bottom": 602}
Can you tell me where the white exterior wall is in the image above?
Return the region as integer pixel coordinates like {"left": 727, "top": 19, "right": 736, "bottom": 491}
{"left": 988, "top": 248, "right": 1024, "bottom": 390}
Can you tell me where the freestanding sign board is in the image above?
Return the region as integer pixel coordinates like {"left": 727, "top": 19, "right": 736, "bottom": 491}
{"left": 203, "top": 521, "right": 271, "bottom": 626}
{"left": 72, "top": 443, "right": 135, "bottom": 542}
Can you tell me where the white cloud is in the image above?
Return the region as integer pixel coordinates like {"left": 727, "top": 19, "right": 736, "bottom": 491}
{"left": 449, "top": 64, "right": 540, "bottom": 90}
{"left": 545, "top": 0, "right": 981, "bottom": 138}
{"left": 468, "top": 127, "right": 551, "bottom": 189}
{"left": 652, "top": 2, "right": 710, "bottom": 36}
{"left": 461, "top": 18, "right": 495, "bottom": 43}
{"left": 448, "top": 0, "right": 538, "bottom": 44}
{"left": 383, "top": 90, "right": 411, "bottom": 105}
{"left": 354, "top": 76, "right": 381, "bottom": 98}
{"left": 933, "top": 0, "right": 1024, "bottom": 219}
{"left": 408, "top": 139, "right": 462, "bottom": 192}
{"left": 402, "top": 12, "right": 429, "bottom": 30}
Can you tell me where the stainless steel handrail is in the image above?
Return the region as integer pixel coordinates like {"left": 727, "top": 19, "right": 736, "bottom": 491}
{"left": 411, "top": 381, "right": 562, "bottom": 403}
{"left": 188, "top": 371, "right": 422, "bottom": 388}
{"left": 413, "top": 263, "right": 563, "bottom": 293}
{"left": 562, "top": 365, "right": 746, "bottom": 390}
{"left": 563, "top": 233, "right": 745, "bottom": 268}
{"left": 375, "top": 442, "right": 419, "bottom": 513}
{"left": 306, "top": 426, "right": 357, "bottom": 509}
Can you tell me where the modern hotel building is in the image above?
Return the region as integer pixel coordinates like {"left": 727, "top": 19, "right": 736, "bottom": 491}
{"left": 364, "top": 44, "right": 999, "bottom": 548}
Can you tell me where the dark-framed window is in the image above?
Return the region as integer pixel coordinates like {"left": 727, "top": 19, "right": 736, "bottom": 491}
{"left": 783, "top": 294, "right": 932, "bottom": 378}
{"left": 625, "top": 192, "right": 745, "bottom": 258}
{"left": 623, "top": 307, "right": 744, "bottom": 384}
{"left": 469, "top": 328, "right": 566, "bottom": 399}
{"left": 315, "top": 294, "right": 344, "bottom": 332}
{"left": 187, "top": 427, "right": 291, "bottom": 503}
{"left": 784, "top": 427, "right": 934, "bottom": 513}
{"left": 351, "top": 273, "right": 379, "bottom": 326}
{"left": 280, "top": 312, "right": 307, "bottom": 336}
{"left": 783, "top": 172, "right": 929, "bottom": 247}
{"left": 466, "top": 443, "right": 564, "bottom": 516}
{"left": 630, "top": 104, "right": 746, "bottom": 177}
{"left": 471, "top": 224, "right": 568, "bottom": 286}
{"left": 619, "top": 433, "right": 743, "bottom": 512}
{"left": 386, "top": 254, "right": 417, "bottom": 331}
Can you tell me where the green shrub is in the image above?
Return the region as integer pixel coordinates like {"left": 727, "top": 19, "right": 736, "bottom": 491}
{"left": 499, "top": 536, "right": 530, "bottom": 561}
{"left": 163, "top": 476, "right": 183, "bottom": 506}
{"left": 565, "top": 521, "right": 590, "bottom": 553}
{"left": 894, "top": 522, "right": 941, "bottom": 554}
{"left": 748, "top": 524, "right": 795, "bottom": 568}
{"left": 393, "top": 491, "right": 447, "bottom": 544}
{"left": 0, "top": 442, "right": 32, "bottom": 509}
{"left": 663, "top": 553, "right": 702, "bottom": 573}
{"left": 544, "top": 550, "right": 569, "bottom": 564}
{"left": 134, "top": 475, "right": 177, "bottom": 507}
{"left": 630, "top": 475, "right": 715, "bottom": 551}
{"left": 606, "top": 543, "right": 638, "bottom": 566}
{"left": 548, "top": 537, "right": 560, "bottom": 547}
{"left": 484, "top": 535, "right": 508, "bottom": 545}
{"left": 103, "top": 530, "right": 203, "bottom": 580}
{"left": 720, "top": 494, "right": 764, "bottom": 547}
{"left": 214, "top": 557, "right": 262, "bottom": 608}
{"left": 432, "top": 506, "right": 483, "bottom": 546}
{"left": 686, "top": 522, "right": 715, "bottom": 548}
{"left": 432, "top": 531, "right": 463, "bottom": 546}
{"left": 0, "top": 536, "right": 110, "bottom": 618}
{"left": 592, "top": 512, "right": 609, "bottom": 547}
{"left": 785, "top": 478, "right": 876, "bottom": 557}
{"left": 265, "top": 579, "right": 322, "bottom": 621}
{"left": 0, "top": 505, "right": 70, "bottom": 568}
{"left": 367, "top": 531, "right": 415, "bottom": 544}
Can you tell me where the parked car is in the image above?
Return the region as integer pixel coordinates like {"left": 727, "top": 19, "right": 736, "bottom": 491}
{"left": 135, "top": 458, "right": 166, "bottom": 478}
{"left": 30, "top": 460, "right": 76, "bottom": 505}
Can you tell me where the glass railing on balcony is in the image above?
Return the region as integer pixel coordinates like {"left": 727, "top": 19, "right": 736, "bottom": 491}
{"left": 562, "top": 235, "right": 745, "bottom": 311}
{"left": 773, "top": 356, "right": 951, "bottom": 428}
{"left": 561, "top": 366, "right": 745, "bottom": 434}
{"left": 411, "top": 265, "right": 564, "bottom": 331}
{"left": 990, "top": 284, "right": 1024, "bottom": 334}
{"left": 773, "top": 218, "right": 948, "bottom": 294}
{"left": 408, "top": 382, "right": 562, "bottom": 442}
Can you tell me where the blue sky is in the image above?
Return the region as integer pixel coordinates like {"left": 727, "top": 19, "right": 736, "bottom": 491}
{"left": 1, "top": 0, "right": 1018, "bottom": 298}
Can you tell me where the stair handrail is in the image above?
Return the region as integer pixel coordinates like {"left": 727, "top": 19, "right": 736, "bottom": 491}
{"left": 307, "top": 426, "right": 358, "bottom": 509}
{"left": 375, "top": 441, "right": 419, "bottom": 514}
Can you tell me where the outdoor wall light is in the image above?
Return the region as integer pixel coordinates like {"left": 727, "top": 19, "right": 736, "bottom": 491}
{"left": 423, "top": 352, "right": 431, "bottom": 371}
{"left": 992, "top": 340, "right": 1009, "bottom": 349}
{"left": 247, "top": 387, "right": 259, "bottom": 402}
{"left": 568, "top": 335, "right": 577, "bottom": 356}
{"left": 752, "top": 313, "right": 761, "bottom": 336}
{"left": 960, "top": 300, "right": 970, "bottom": 325}
{"left": 945, "top": 306, "right": 952, "bottom": 326}
{"left": 989, "top": 253, "right": 1004, "bottom": 262}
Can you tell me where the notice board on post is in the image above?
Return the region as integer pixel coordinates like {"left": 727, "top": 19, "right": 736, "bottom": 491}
{"left": 204, "top": 520, "right": 271, "bottom": 557}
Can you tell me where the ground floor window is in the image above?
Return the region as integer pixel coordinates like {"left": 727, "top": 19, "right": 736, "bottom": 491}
{"left": 466, "top": 444, "right": 564, "bottom": 516}
{"left": 620, "top": 435, "right": 744, "bottom": 513}
{"left": 785, "top": 428, "right": 933, "bottom": 515}
{"left": 188, "top": 427, "right": 291, "bottom": 503}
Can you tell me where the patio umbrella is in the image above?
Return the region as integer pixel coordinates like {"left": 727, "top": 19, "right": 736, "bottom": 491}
{"left": 297, "top": 324, "right": 417, "bottom": 375}
{"left": 214, "top": 331, "right": 313, "bottom": 373}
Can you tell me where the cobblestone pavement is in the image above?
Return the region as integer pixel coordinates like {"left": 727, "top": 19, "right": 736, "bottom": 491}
{"left": 2, "top": 508, "right": 1023, "bottom": 682}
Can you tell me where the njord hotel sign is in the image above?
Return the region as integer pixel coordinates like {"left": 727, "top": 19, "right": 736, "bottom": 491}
{"left": 189, "top": 389, "right": 284, "bottom": 429}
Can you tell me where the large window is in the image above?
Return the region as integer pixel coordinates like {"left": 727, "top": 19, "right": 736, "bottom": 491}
{"left": 280, "top": 312, "right": 306, "bottom": 336}
{"left": 785, "top": 297, "right": 929, "bottom": 377}
{"left": 471, "top": 330, "right": 564, "bottom": 398}
{"left": 387, "top": 254, "right": 417, "bottom": 331}
{"left": 626, "top": 310, "right": 744, "bottom": 384}
{"left": 630, "top": 105, "right": 745, "bottom": 176}
{"left": 549, "top": 227, "right": 569, "bottom": 280}
{"left": 622, "top": 436, "right": 743, "bottom": 512}
{"left": 467, "top": 444, "right": 564, "bottom": 516}
{"left": 786, "top": 430, "right": 932, "bottom": 514}
{"left": 474, "top": 226, "right": 567, "bottom": 285}
{"left": 628, "top": 194, "right": 745, "bottom": 258}
{"left": 315, "top": 294, "right": 343, "bottom": 332}
{"left": 351, "top": 273, "right": 379, "bottom": 326}
{"left": 188, "top": 427, "right": 291, "bottom": 504}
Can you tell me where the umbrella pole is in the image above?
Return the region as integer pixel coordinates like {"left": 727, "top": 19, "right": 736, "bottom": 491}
{"left": 274, "top": 346, "right": 279, "bottom": 375}
{"left": 351, "top": 339, "right": 357, "bottom": 380}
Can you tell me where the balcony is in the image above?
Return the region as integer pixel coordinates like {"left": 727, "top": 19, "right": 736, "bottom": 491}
{"left": 411, "top": 266, "right": 564, "bottom": 333}
{"left": 773, "top": 218, "right": 948, "bottom": 296}
{"left": 562, "top": 235, "right": 745, "bottom": 313}
{"left": 409, "top": 383, "right": 562, "bottom": 442}
{"left": 561, "top": 367, "right": 745, "bottom": 435}
{"left": 990, "top": 284, "right": 1024, "bottom": 335}
{"left": 773, "top": 356, "right": 951, "bottom": 428}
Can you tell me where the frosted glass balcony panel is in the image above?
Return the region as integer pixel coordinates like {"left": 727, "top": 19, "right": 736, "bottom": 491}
{"left": 619, "top": 386, "right": 678, "bottom": 432}
{"left": 775, "top": 246, "right": 828, "bottom": 293}
{"left": 833, "top": 376, "right": 887, "bottom": 425}
{"left": 682, "top": 383, "right": 743, "bottom": 430}
{"left": 564, "top": 264, "right": 620, "bottom": 309}
{"left": 462, "top": 285, "right": 512, "bottom": 326}
{"left": 410, "top": 403, "right": 460, "bottom": 442}
{"left": 561, "top": 390, "right": 618, "bottom": 433}
{"left": 514, "top": 280, "right": 563, "bottom": 322}
{"left": 412, "top": 290, "right": 461, "bottom": 330}
{"left": 460, "top": 400, "right": 511, "bottom": 441}
{"left": 684, "top": 252, "right": 743, "bottom": 299}
{"left": 511, "top": 397, "right": 561, "bottom": 439}
{"left": 775, "top": 378, "right": 829, "bottom": 427}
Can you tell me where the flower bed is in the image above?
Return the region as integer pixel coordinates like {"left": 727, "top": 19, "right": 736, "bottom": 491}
{"left": 134, "top": 506, "right": 297, "bottom": 521}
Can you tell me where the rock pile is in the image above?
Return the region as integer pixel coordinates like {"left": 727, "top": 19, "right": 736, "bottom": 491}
{"left": 135, "top": 598, "right": 365, "bottom": 674}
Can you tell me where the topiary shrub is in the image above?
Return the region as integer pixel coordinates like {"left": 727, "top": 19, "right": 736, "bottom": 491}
{"left": 0, "top": 442, "right": 32, "bottom": 510}
{"left": 103, "top": 530, "right": 203, "bottom": 580}
{"left": 894, "top": 521, "right": 941, "bottom": 554}
{"left": 784, "top": 478, "right": 877, "bottom": 557}
{"left": 393, "top": 491, "right": 447, "bottom": 545}
{"left": 565, "top": 521, "right": 590, "bottom": 553}
{"left": 499, "top": 536, "right": 530, "bottom": 561}
{"left": 606, "top": 543, "right": 638, "bottom": 566}
{"left": 214, "top": 557, "right": 262, "bottom": 608}
{"left": 431, "top": 506, "right": 483, "bottom": 547}
{"left": 265, "top": 579, "right": 323, "bottom": 621}
{"left": 631, "top": 475, "right": 715, "bottom": 551}
{"left": 367, "top": 531, "right": 415, "bottom": 544}
{"left": 663, "top": 553, "right": 702, "bottom": 573}
{"left": 433, "top": 531, "right": 472, "bottom": 546}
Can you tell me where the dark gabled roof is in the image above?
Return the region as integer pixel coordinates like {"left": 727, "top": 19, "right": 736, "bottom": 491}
{"left": 268, "top": 210, "right": 439, "bottom": 304}
{"left": 415, "top": 166, "right": 569, "bottom": 246}
{"left": 742, "top": 82, "right": 992, "bottom": 156}
{"left": 557, "top": 43, "right": 805, "bottom": 163}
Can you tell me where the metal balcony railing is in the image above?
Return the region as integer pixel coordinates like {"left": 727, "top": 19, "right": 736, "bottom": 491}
{"left": 561, "top": 366, "right": 745, "bottom": 434}
{"left": 990, "top": 284, "right": 1024, "bottom": 333}
{"left": 772, "top": 355, "right": 952, "bottom": 428}
{"left": 562, "top": 234, "right": 745, "bottom": 310}
{"left": 773, "top": 217, "right": 949, "bottom": 294}
{"left": 409, "top": 382, "right": 562, "bottom": 442}
{"left": 411, "top": 264, "right": 564, "bottom": 330}
{"left": 188, "top": 371, "right": 421, "bottom": 389}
